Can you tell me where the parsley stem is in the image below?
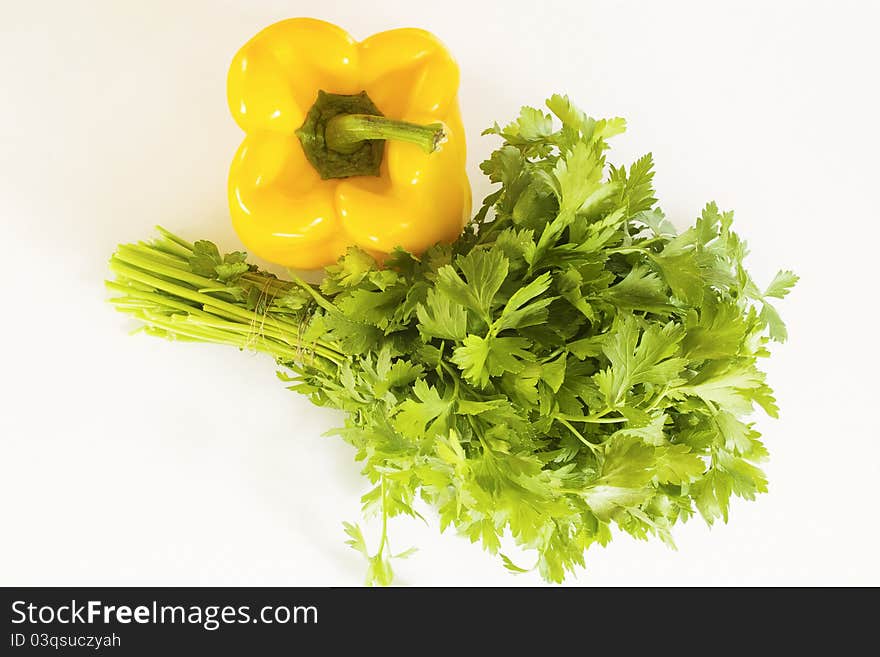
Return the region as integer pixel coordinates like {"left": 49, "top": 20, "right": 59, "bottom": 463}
{"left": 130, "top": 311, "right": 305, "bottom": 362}
{"left": 286, "top": 272, "right": 339, "bottom": 314}
{"left": 644, "top": 386, "right": 670, "bottom": 412}
{"left": 556, "top": 418, "right": 601, "bottom": 454}
{"left": 155, "top": 225, "right": 195, "bottom": 252}
{"left": 123, "top": 243, "right": 190, "bottom": 268}
{"left": 109, "top": 259, "right": 321, "bottom": 346}
{"left": 106, "top": 281, "right": 200, "bottom": 314}
{"left": 377, "top": 477, "right": 389, "bottom": 559}
{"left": 555, "top": 412, "right": 627, "bottom": 424}
{"left": 108, "top": 260, "right": 345, "bottom": 364}
{"left": 604, "top": 246, "right": 648, "bottom": 256}
{"left": 152, "top": 235, "right": 195, "bottom": 260}
{"left": 438, "top": 360, "right": 461, "bottom": 397}
{"left": 605, "top": 238, "right": 664, "bottom": 255}
{"left": 114, "top": 246, "right": 228, "bottom": 290}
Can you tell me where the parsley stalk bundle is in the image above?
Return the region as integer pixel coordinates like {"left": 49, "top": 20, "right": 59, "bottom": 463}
{"left": 107, "top": 95, "right": 795, "bottom": 584}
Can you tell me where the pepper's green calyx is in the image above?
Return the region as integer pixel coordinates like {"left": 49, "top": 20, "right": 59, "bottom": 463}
{"left": 296, "top": 90, "right": 447, "bottom": 179}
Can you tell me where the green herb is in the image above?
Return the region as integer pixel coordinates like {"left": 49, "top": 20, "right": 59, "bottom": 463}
{"left": 107, "top": 95, "right": 795, "bottom": 584}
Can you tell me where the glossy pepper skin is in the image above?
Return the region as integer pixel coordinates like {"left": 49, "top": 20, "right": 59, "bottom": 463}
{"left": 227, "top": 18, "right": 471, "bottom": 269}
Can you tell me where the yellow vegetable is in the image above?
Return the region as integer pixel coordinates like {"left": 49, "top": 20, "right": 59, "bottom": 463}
{"left": 227, "top": 18, "right": 471, "bottom": 269}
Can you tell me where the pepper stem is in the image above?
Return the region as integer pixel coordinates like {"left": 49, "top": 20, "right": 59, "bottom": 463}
{"left": 296, "top": 91, "right": 446, "bottom": 180}
{"left": 325, "top": 114, "right": 447, "bottom": 155}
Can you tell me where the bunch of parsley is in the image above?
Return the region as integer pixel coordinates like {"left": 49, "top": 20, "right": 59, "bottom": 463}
{"left": 108, "top": 95, "right": 795, "bottom": 584}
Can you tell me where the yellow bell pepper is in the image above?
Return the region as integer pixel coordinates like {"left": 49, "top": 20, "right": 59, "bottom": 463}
{"left": 227, "top": 18, "right": 472, "bottom": 269}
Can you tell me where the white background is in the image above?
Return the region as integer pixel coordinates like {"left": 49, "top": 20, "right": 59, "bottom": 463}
{"left": 1, "top": 0, "right": 878, "bottom": 586}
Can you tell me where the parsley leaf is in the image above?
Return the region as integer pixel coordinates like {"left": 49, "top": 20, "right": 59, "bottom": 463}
{"left": 109, "top": 94, "right": 795, "bottom": 585}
